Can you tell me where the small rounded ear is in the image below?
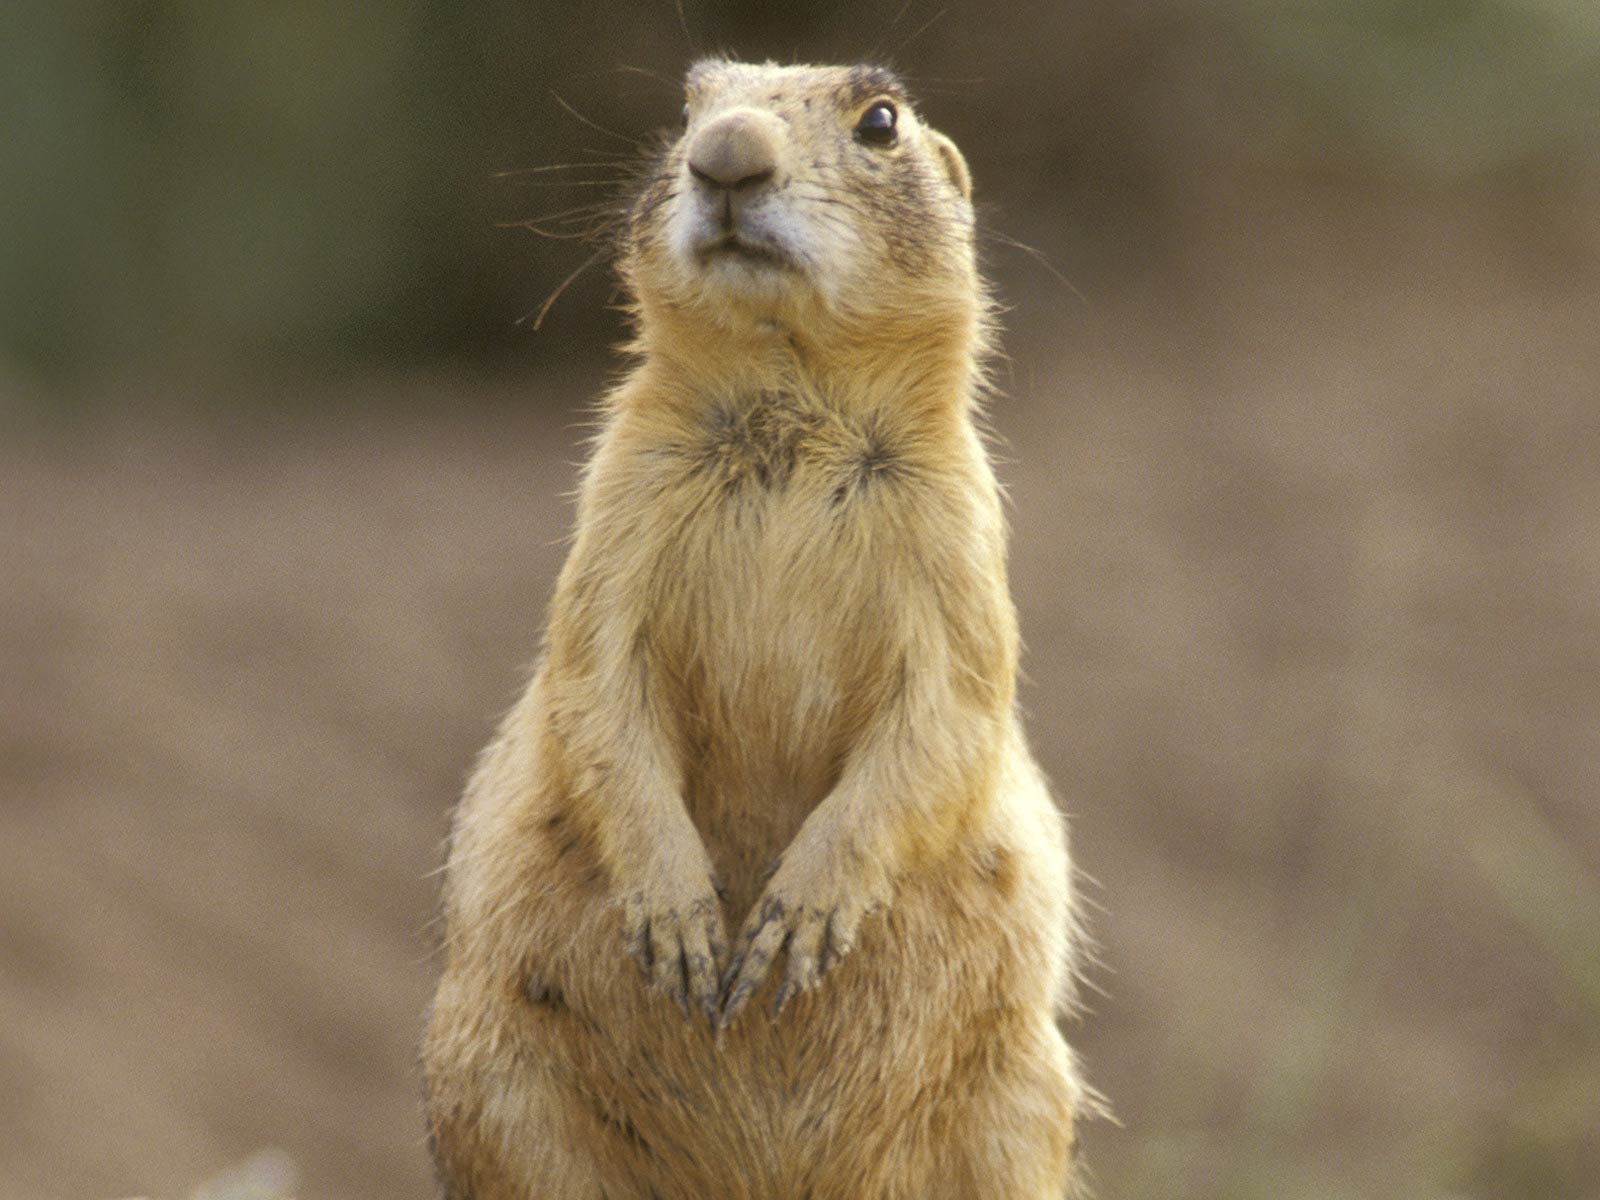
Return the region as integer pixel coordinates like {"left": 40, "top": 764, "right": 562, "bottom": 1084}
{"left": 926, "top": 129, "right": 972, "bottom": 201}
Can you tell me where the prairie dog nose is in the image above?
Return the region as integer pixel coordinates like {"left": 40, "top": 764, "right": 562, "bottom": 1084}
{"left": 686, "top": 109, "right": 782, "bottom": 191}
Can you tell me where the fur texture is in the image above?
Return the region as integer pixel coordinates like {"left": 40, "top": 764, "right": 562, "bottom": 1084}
{"left": 423, "top": 59, "right": 1090, "bottom": 1199}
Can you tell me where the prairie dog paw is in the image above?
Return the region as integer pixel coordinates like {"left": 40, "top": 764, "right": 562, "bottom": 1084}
{"left": 717, "top": 856, "right": 885, "bottom": 1029}
{"left": 622, "top": 879, "right": 728, "bottom": 1026}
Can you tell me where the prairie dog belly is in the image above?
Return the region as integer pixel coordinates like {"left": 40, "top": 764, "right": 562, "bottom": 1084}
{"left": 644, "top": 447, "right": 909, "bottom": 912}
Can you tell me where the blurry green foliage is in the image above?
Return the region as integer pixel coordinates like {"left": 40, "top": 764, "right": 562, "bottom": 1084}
{"left": 1246, "top": 0, "right": 1600, "bottom": 174}
{"left": 4, "top": 2, "right": 437, "bottom": 377}
{"left": 0, "top": 0, "right": 1594, "bottom": 390}
{"left": 0, "top": 0, "right": 871, "bottom": 388}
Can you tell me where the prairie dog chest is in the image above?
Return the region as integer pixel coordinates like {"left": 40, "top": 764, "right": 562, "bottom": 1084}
{"left": 653, "top": 392, "right": 916, "bottom": 592}
{"left": 686, "top": 392, "right": 907, "bottom": 508}
{"left": 624, "top": 393, "right": 931, "bottom": 722}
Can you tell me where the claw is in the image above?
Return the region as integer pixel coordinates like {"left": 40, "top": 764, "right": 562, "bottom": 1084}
{"left": 711, "top": 876, "right": 880, "bottom": 1029}
{"left": 718, "top": 981, "right": 754, "bottom": 1029}
{"left": 623, "top": 885, "right": 730, "bottom": 1026}
{"left": 717, "top": 906, "right": 791, "bottom": 1029}
{"left": 771, "top": 978, "right": 799, "bottom": 1018}
{"left": 719, "top": 952, "right": 744, "bottom": 998}
{"left": 674, "top": 949, "right": 692, "bottom": 1018}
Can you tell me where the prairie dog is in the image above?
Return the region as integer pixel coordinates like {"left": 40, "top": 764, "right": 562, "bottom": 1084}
{"left": 423, "top": 59, "right": 1091, "bottom": 1199}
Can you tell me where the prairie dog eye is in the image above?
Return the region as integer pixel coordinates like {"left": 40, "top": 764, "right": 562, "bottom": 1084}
{"left": 855, "top": 101, "right": 897, "bottom": 145}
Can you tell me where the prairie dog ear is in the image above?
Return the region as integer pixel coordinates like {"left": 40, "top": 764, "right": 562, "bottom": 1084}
{"left": 926, "top": 129, "right": 972, "bottom": 201}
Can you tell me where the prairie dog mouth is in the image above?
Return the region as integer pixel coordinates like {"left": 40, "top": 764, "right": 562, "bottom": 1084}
{"left": 694, "top": 233, "right": 795, "bottom": 271}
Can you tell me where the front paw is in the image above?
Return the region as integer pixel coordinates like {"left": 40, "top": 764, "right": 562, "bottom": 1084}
{"left": 621, "top": 880, "right": 728, "bottom": 1027}
{"left": 717, "top": 857, "right": 885, "bottom": 1029}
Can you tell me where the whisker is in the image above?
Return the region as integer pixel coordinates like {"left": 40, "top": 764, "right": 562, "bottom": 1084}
{"left": 671, "top": 0, "right": 696, "bottom": 52}
{"left": 503, "top": 202, "right": 619, "bottom": 224}
{"left": 494, "top": 162, "right": 631, "bottom": 178}
{"left": 537, "top": 201, "right": 623, "bottom": 221}
{"left": 786, "top": 189, "right": 859, "bottom": 209}
{"left": 890, "top": 6, "right": 949, "bottom": 57}
{"left": 506, "top": 179, "right": 636, "bottom": 191}
{"left": 870, "top": 0, "right": 919, "bottom": 60}
{"left": 503, "top": 217, "right": 618, "bottom": 241}
{"left": 981, "top": 226, "right": 1089, "bottom": 306}
{"left": 550, "top": 91, "right": 645, "bottom": 148}
{"left": 613, "top": 64, "right": 677, "bottom": 91}
{"left": 519, "top": 247, "right": 611, "bottom": 330}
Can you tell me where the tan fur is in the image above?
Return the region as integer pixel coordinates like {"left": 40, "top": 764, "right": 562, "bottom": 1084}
{"left": 423, "top": 59, "right": 1091, "bottom": 1199}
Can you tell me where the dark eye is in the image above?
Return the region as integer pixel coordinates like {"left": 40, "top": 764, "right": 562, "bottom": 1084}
{"left": 855, "top": 100, "right": 897, "bottom": 145}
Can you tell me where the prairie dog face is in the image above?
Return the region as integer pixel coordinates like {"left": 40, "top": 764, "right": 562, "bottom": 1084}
{"left": 625, "top": 60, "right": 978, "bottom": 331}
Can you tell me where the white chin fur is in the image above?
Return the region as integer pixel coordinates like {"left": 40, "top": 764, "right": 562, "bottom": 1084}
{"left": 692, "top": 254, "right": 799, "bottom": 306}
{"left": 667, "top": 192, "right": 857, "bottom": 312}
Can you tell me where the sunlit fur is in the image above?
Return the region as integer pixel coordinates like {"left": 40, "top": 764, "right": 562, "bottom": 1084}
{"left": 422, "top": 59, "right": 1092, "bottom": 1199}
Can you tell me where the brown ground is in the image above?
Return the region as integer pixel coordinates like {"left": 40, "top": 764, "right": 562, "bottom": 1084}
{"left": 3, "top": 180, "right": 1597, "bottom": 1199}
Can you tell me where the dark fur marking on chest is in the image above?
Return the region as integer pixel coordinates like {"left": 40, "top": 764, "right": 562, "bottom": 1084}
{"left": 830, "top": 434, "right": 905, "bottom": 508}
{"left": 690, "top": 395, "right": 825, "bottom": 491}
{"left": 680, "top": 398, "right": 911, "bottom": 512}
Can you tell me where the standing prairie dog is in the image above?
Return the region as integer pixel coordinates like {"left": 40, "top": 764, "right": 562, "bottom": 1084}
{"left": 423, "top": 59, "right": 1092, "bottom": 1199}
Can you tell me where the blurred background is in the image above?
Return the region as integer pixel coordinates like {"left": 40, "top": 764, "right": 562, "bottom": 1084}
{"left": 2, "top": 1, "right": 1597, "bottom": 1197}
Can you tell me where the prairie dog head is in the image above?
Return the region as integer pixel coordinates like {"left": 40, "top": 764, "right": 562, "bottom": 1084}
{"left": 623, "top": 60, "right": 981, "bottom": 343}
